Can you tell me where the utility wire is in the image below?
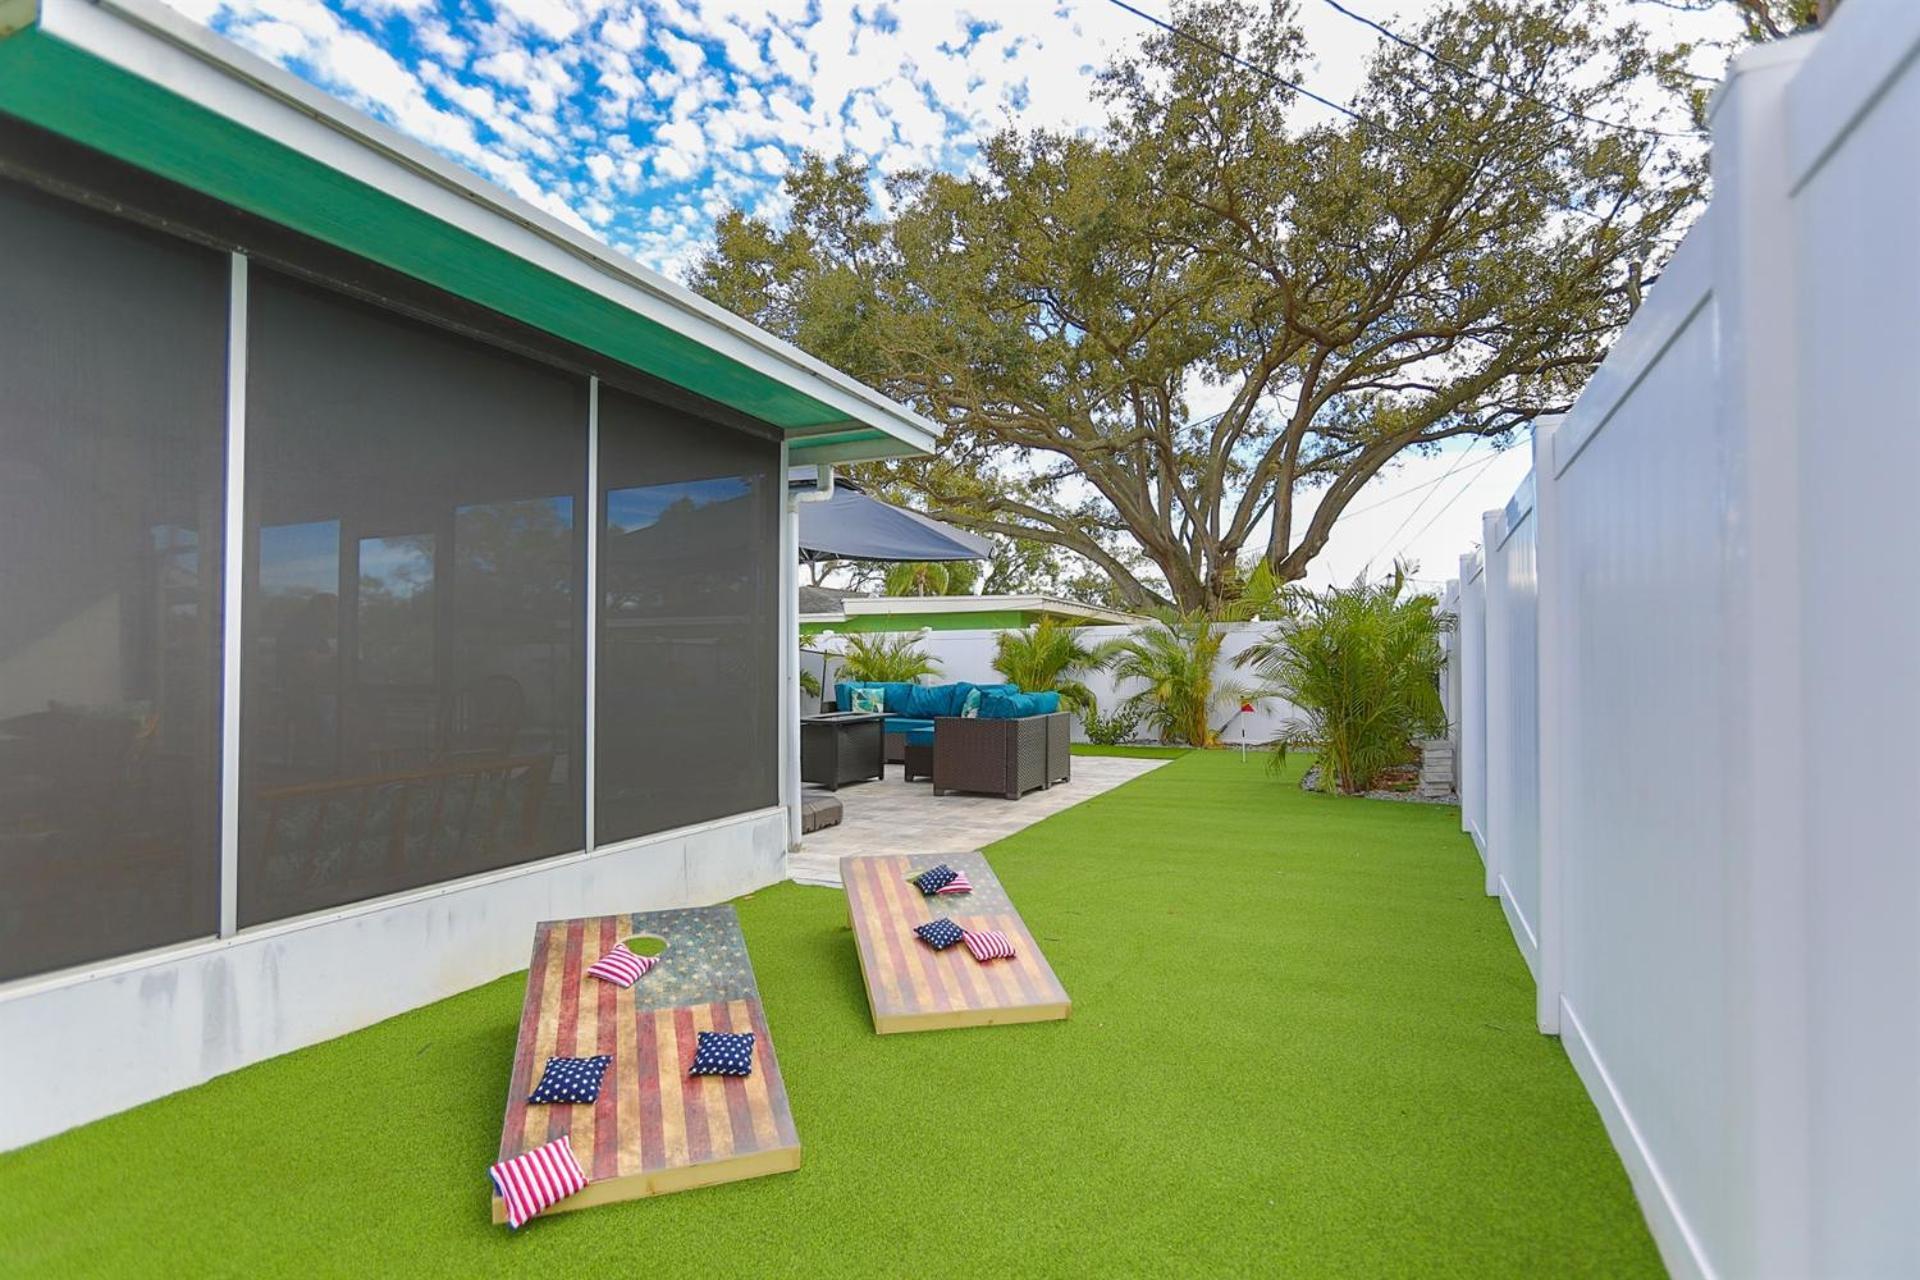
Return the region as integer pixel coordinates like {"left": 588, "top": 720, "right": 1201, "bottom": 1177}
{"left": 1099, "top": 0, "right": 1695, "bottom": 227}
{"left": 1104, "top": 0, "right": 1367, "bottom": 124}
{"left": 1342, "top": 445, "right": 1505, "bottom": 518}
{"left": 1396, "top": 442, "right": 1515, "bottom": 553}
{"left": 1316, "top": 0, "right": 1703, "bottom": 140}
{"left": 1361, "top": 434, "right": 1487, "bottom": 572}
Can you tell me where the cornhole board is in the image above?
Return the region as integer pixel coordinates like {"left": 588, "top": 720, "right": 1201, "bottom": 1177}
{"left": 842, "top": 850, "right": 1071, "bottom": 1034}
{"left": 492, "top": 905, "right": 800, "bottom": 1223}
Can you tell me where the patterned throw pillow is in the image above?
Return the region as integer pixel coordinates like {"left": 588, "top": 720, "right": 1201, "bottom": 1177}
{"left": 913, "top": 918, "right": 965, "bottom": 950}
{"left": 490, "top": 1135, "right": 588, "bottom": 1229}
{"left": 585, "top": 946, "right": 655, "bottom": 988}
{"left": 849, "top": 687, "right": 885, "bottom": 714}
{"left": 960, "top": 688, "right": 983, "bottom": 717}
{"left": 528, "top": 1054, "right": 612, "bottom": 1104}
{"left": 688, "top": 1030, "right": 755, "bottom": 1077}
{"left": 961, "top": 929, "right": 1017, "bottom": 962}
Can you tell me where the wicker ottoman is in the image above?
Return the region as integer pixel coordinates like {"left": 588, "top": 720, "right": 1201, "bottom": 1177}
{"left": 902, "top": 728, "right": 935, "bottom": 782}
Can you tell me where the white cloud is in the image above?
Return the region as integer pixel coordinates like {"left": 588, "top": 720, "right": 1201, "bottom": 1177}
{"left": 157, "top": 0, "right": 1731, "bottom": 298}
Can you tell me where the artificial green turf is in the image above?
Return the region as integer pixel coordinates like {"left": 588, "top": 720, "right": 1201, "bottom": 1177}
{"left": 1069, "top": 742, "right": 1192, "bottom": 759}
{"left": 0, "top": 753, "right": 1663, "bottom": 1278}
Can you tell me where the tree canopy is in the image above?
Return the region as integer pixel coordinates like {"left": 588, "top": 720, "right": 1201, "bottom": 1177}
{"left": 694, "top": 0, "right": 1702, "bottom": 612}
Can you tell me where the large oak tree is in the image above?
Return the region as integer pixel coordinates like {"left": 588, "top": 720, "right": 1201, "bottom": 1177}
{"left": 694, "top": 0, "right": 1702, "bottom": 611}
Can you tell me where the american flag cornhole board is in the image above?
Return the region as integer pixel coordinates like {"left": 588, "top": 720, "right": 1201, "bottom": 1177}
{"left": 842, "top": 850, "right": 1071, "bottom": 1034}
{"left": 492, "top": 905, "right": 800, "bottom": 1223}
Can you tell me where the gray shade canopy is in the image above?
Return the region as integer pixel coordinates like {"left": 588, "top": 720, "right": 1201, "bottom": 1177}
{"left": 790, "top": 474, "right": 991, "bottom": 564}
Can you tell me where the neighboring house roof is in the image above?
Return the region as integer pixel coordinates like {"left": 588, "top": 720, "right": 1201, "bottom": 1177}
{"left": 0, "top": 0, "right": 935, "bottom": 468}
{"left": 799, "top": 594, "right": 1148, "bottom": 627}
{"left": 798, "top": 585, "right": 865, "bottom": 615}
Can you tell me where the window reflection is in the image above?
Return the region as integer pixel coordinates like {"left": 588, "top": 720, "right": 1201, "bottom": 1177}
{"left": 0, "top": 179, "right": 226, "bottom": 981}
{"left": 596, "top": 389, "right": 776, "bottom": 844}
{"left": 240, "top": 271, "right": 586, "bottom": 925}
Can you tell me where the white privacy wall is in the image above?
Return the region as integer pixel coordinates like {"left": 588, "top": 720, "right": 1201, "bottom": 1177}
{"left": 1448, "top": 7, "right": 1920, "bottom": 1276}
{"left": 818, "top": 623, "right": 1302, "bottom": 747}
{"left": 1480, "top": 481, "right": 1540, "bottom": 972}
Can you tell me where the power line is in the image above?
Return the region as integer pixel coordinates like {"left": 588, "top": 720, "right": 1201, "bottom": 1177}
{"left": 1361, "top": 435, "right": 1487, "bottom": 572}
{"left": 1098, "top": 0, "right": 1693, "bottom": 227}
{"left": 1103, "top": 0, "right": 1366, "bottom": 124}
{"left": 1342, "top": 446, "right": 1505, "bottom": 518}
{"left": 1399, "top": 455, "right": 1504, "bottom": 553}
{"left": 1316, "top": 0, "right": 1703, "bottom": 140}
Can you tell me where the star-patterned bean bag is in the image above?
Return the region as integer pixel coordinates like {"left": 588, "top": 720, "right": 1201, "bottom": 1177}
{"left": 688, "top": 1030, "right": 755, "bottom": 1077}
{"left": 528, "top": 1054, "right": 612, "bottom": 1104}
{"left": 913, "top": 918, "right": 965, "bottom": 950}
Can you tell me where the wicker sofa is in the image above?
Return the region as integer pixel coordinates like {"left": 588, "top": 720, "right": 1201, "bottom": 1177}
{"left": 931, "top": 692, "right": 1072, "bottom": 800}
{"left": 832, "top": 679, "right": 1019, "bottom": 762}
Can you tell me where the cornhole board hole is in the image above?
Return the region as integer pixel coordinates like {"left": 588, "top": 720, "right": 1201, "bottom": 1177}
{"left": 493, "top": 904, "right": 800, "bottom": 1223}
{"left": 842, "top": 850, "right": 1071, "bottom": 1034}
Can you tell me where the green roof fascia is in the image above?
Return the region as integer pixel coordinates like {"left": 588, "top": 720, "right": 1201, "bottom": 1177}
{"left": 0, "top": 27, "right": 851, "bottom": 431}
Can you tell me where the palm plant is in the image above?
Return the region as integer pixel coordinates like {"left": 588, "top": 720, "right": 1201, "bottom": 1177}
{"left": 989, "top": 619, "right": 1116, "bottom": 716}
{"left": 1239, "top": 571, "right": 1448, "bottom": 793}
{"left": 883, "top": 559, "right": 980, "bottom": 597}
{"left": 1108, "top": 614, "right": 1254, "bottom": 746}
{"left": 834, "top": 631, "right": 942, "bottom": 683}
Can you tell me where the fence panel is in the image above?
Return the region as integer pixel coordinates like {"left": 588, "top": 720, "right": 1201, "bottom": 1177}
{"left": 1448, "top": 7, "right": 1920, "bottom": 1274}
{"left": 1481, "top": 482, "right": 1540, "bottom": 973}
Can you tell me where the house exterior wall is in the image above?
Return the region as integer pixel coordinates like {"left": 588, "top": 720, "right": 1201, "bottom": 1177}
{"left": 0, "top": 126, "right": 791, "bottom": 1147}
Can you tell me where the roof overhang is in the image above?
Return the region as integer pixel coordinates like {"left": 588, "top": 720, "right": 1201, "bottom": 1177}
{"left": 0, "top": 0, "right": 935, "bottom": 468}
{"left": 802, "top": 595, "right": 1149, "bottom": 627}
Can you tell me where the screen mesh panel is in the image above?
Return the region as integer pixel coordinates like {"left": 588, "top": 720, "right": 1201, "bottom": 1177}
{"left": 240, "top": 269, "right": 587, "bottom": 926}
{"left": 0, "top": 179, "right": 228, "bottom": 981}
{"left": 596, "top": 385, "right": 778, "bottom": 844}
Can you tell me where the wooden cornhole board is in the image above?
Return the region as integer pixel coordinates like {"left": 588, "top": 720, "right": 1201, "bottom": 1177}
{"left": 842, "top": 850, "right": 1071, "bottom": 1034}
{"left": 492, "top": 905, "right": 800, "bottom": 1223}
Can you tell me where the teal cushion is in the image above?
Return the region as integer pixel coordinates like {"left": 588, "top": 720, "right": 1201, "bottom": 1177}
{"left": 882, "top": 716, "right": 935, "bottom": 736}
{"left": 903, "top": 728, "right": 936, "bottom": 747}
{"left": 978, "top": 693, "right": 1023, "bottom": 719}
{"left": 836, "top": 681, "right": 912, "bottom": 714}
{"left": 890, "top": 684, "right": 943, "bottom": 718}
{"left": 980, "top": 691, "right": 1061, "bottom": 719}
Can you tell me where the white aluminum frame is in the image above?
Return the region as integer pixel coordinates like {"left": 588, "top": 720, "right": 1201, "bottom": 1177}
{"left": 584, "top": 376, "right": 600, "bottom": 855}
{"left": 218, "top": 252, "right": 247, "bottom": 937}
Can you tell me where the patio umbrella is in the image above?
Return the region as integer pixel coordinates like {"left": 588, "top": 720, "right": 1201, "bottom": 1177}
{"left": 789, "top": 473, "right": 991, "bottom": 564}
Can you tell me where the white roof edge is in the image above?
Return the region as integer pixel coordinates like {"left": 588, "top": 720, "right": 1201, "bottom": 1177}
{"left": 31, "top": 0, "right": 937, "bottom": 456}
{"left": 820, "top": 595, "right": 1149, "bottom": 625}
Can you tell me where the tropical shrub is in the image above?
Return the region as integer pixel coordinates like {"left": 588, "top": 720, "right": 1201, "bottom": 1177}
{"left": 883, "top": 559, "right": 980, "bottom": 596}
{"left": 1240, "top": 572, "right": 1448, "bottom": 793}
{"left": 1108, "top": 615, "right": 1255, "bottom": 747}
{"left": 835, "top": 631, "right": 942, "bottom": 683}
{"left": 1080, "top": 705, "right": 1142, "bottom": 747}
{"left": 989, "top": 618, "right": 1115, "bottom": 716}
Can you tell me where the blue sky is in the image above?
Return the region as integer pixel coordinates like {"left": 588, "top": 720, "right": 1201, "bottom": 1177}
{"left": 160, "top": 0, "right": 1731, "bottom": 587}
{"left": 164, "top": 0, "right": 1159, "bottom": 276}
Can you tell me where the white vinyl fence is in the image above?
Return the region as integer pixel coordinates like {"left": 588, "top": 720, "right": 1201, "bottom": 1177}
{"left": 805, "top": 622, "right": 1301, "bottom": 748}
{"left": 1449, "top": 9, "right": 1918, "bottom": 1278}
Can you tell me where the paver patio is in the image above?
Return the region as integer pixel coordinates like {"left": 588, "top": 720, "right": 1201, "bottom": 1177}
{"left": 787, "top": 753, "right": 1171, "bottom": 886}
